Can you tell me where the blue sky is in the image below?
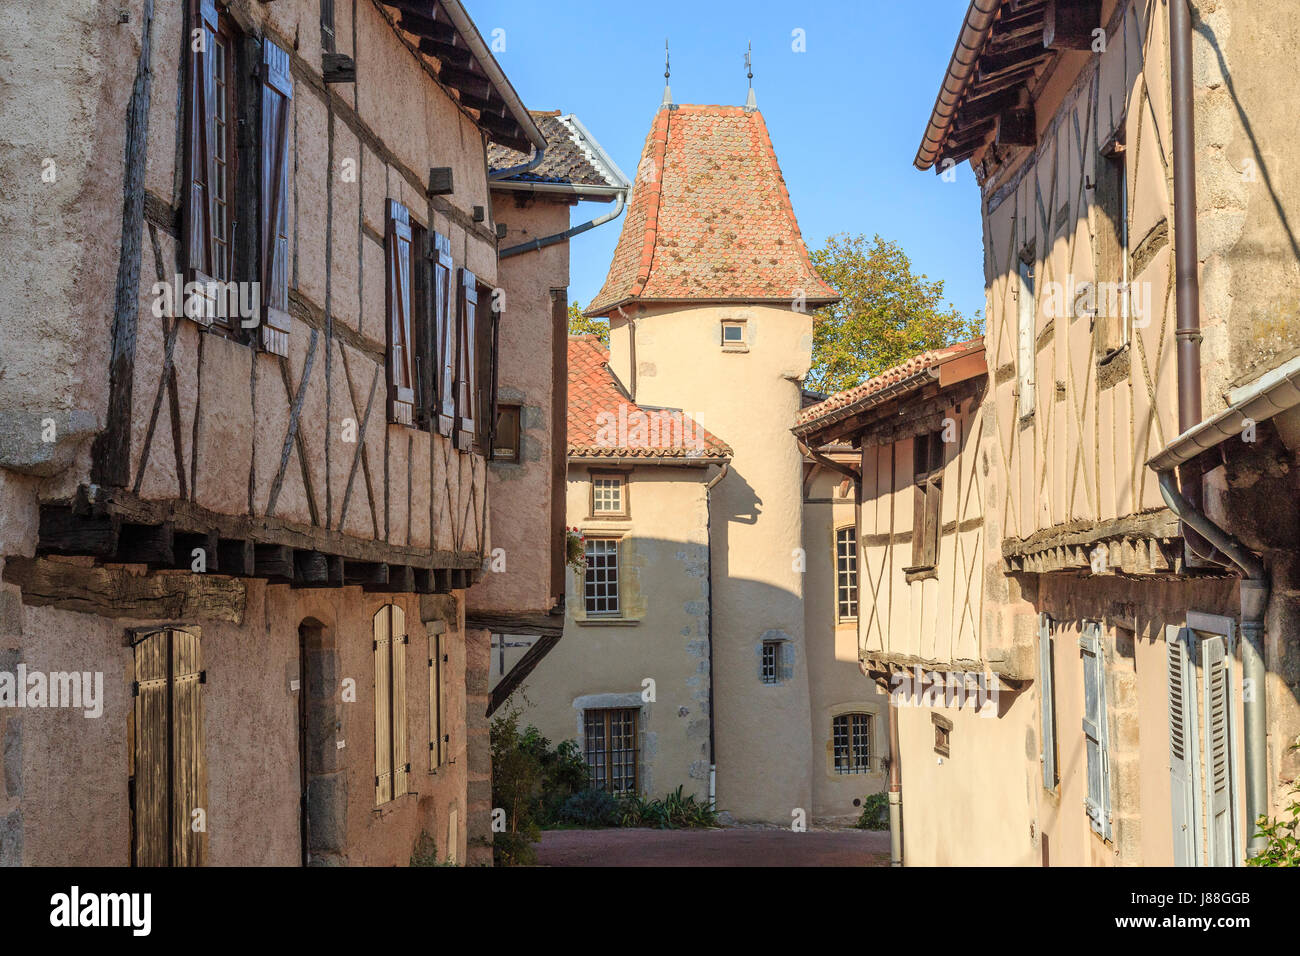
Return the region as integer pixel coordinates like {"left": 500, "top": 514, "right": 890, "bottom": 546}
{"left": 473, "top": 0, "right": 986, "bottom": 320}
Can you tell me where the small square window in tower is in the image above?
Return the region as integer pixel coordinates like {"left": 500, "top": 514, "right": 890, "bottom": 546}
{"left": 761, "top": 640, "right": 783, "bottom": 685}
{"left": 721, "top": 320, "right": 747, "bottom": 350}
{"left": 590, "top": 473, "right": 627, "bottom": 517}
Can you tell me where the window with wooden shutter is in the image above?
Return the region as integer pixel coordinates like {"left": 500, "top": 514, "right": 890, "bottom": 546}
{"left": 1201, "top": 633, "right": 1238, "bottom": 867}
{"left": 412, "top": 223, "right": 432, "bottom": 429}
{"left": 260, "top": 38, "right": 293, "bottom": 356}
{"left": 475, "top": 283, "right": 499, "bottom": 453}
{"left": 385, "top": 201, "right": 417, "bottom": 425}
{"left": 183, "top": 0, "right": 224, "bottom": 326}
{"left": 320, "top": 0, "right": 336, "bottom": 53}
{"left": 130, "top": 627, "right": 207, "bottom": 867}
{"left": 1039, "top": 613, "right": 1058, "bottom": 790}
{"left": 1167, "top": 624, "right": 1202, "bottom": 867}
{"left": 373, "top": 604, "right": 410, "bottom": 805}
{"left": 432, "top": 232, "right": 456, "bottom": 437}
{"left": 455, "top": 269, "right": 479, "bottom": 449}
{"left": 1016, "top": 247, "right": 1036, "bottom": 417}
{"left": 1093, "top": 131, "right": 1129, "bottom": 358}
{"left": 908, "top": 431, "right": 943, "bottom": 571}
{"left": 1080, "top": 622, "right": 1112, "bottom": 841}
{"left": 429, "top": 628, "right": 447, "bottom": 770}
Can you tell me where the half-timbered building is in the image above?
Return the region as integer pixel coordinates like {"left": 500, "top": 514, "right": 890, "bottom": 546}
{"left": 0, "top": 0, "right": 563, "bottom": 866}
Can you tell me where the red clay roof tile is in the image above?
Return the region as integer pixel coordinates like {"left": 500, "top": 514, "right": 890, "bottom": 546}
{"left": 586, "top": 105, "right": 838, "bottom": 316}
{"left": 568, "top": 335, "right": 731, "bottom": 460}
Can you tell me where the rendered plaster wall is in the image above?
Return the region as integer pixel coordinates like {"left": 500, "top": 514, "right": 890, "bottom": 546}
{"left": 468, "top": 195, "right": 569, "bottom": 616}
{"left": 802, "top": 467, "right": 888, "bottom": 824}
{"left": 508, "top": 463, "right": 714, "bottom": 802}
{"left": 610, "top": 302, "right": 814, "bottom": 823}
{"left": 3, "top": 572, "right": 470, "bottom": 867}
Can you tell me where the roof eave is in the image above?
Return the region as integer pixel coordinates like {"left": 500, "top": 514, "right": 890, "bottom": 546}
{"left": 585, "top": 293, "right": 841, "bottom": 319}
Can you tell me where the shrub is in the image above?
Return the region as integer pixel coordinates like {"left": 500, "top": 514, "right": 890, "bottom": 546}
{"left": 1248, "top": 744, "right": 1299, "bottom": 867}
{"left": 855, "top": 792, "right": 890, "bottom": 831}
{"left": 619, "top": 786, "right": 719, "bottom": 829}
{"left": 558, "top": 789, "right": 621, "bottom": 828}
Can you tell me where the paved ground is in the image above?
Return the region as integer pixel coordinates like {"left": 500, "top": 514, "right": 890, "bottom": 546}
{"left": 537, "top": 826, "right": 891, "bottom": 867}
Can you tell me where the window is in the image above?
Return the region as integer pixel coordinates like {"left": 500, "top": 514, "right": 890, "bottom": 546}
{"left": 1016, "top": 248, "right": 1036, "bottom": 417}
{"left": 320, "top": 0, "right": 336, "bottom": 53}
{"left": 184, "top": 1, "right": 237, "bottom": 327}
{"left": 386, "top": 200, "right": 417, "bottom": 425}
{"left": 908, "top": 431, "right": 944, "bottom": 572}
{"left": 583, "top": 538, "right": 619, "bottom": 615}
{"left": 493, "top": 404, "right": 521, "bottom": 463}
{"left": 1080, "top": 622, "right": 1111, "bottom": 840}
{"left": 1038, "top": 614, "right": 1058, "bottom": 789}
{"left": 1094, "top": 133, "right": 1130, "bottom": 357}
{"left": 432, "top": 232, "right": 456, "bottom": 437}
{"left": 836, "top": 527, "right": 858, "bottom": 621}
{"left": 721, "top": 320, "right": 746, "bottom": 348}
{"left": 590, "top": 473, "right": 627, "bottom": 517}
{"left": 933, "top": 713, "right": 952, "bottom": 758}
{"left": 584, "top": 708, "right": 638, "bottom": 796}
{"left": 761, "top": 640, "right": 782, "bottom": 685}
{"left": 474, "top": 282, "right": 500, "bottom": 455}
{"left": 130, "top": 627, "right": 207, "bottom": 866}
{"left": 373, "top": 604, "right": 410, "bottom": 805}
{"left": 428, "top": 627, "right": 447, "bottom": 771}
{"left": 832, "top": 713, "right": 873, "bottom": 775}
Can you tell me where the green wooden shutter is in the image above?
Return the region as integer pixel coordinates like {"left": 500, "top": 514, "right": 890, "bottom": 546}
{"left": 373, "top": 607, "right": 392, "bottom": 805}
{"left": 260, "top": 38, "right": 293, "bottom": 356}
{"left": 433, "top": 233, "right": 456, "bottom": 437}
{"left": 1080, "top": 622, "right": 1111, "bottom": 840}
{"left": 391, "top": 604, "right": 409, "bottom": 799}
{"left": 1167, "top": 625, "right": 1201, "bottom": 866}
{"left": 1038, "top": 613, "right": 1057, "bottom": 789}
{"left": 455, "top": 268, "right": 478, "bottom": 448}
{"left": 386, "top": 201, "right": 416, "bottom": 425}
{"left": 1202, "top": 634, "right": 1238, "bottom": 866}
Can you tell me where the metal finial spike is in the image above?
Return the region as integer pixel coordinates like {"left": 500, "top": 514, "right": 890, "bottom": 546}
{"left": 744, "top": 41, "right": 757, "bottom": 110}
{"left": 662, "top": 39, "right": 673, "bottom": 109}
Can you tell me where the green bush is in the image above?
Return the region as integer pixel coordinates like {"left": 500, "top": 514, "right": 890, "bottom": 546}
{"left": 558, "top": 789, "right": 621, "bottom": 827}
{"left": 855, "top": 792, "right": 889, "bottom": 831}
{"left": 618, "top": 786, "right": 719, "bottom": 829}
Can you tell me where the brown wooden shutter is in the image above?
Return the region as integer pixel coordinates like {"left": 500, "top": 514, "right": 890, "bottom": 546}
{"left": 911, "top": 434, "right": 929, "bottom": 568}
{"left": 413, "top": 225, "right": 432, "bottom": 428}
{"left": 433, "top": 233, "right": 456, "bottom": 437}
{"left": 925, "top": 433, "right": 943, "bottom": 567}
{"left": 456, "top": 268, "right": 478, "bottom": 449}
{"left": 477, "top": 286, "right": 499, "bottom": 453}
{"left": 260, "top": 38, "right": 293, "bottom": 356}
{"left": 386, "top": 201, "right": 416, "bottom": 425}
{"left": 132, "top": 630, "right": 169, "bottom": 867}
{"left": 131, "top": 627, "right": 207, "bottom": 867}
{"left": 391, "top": 604, "right": 409, "bottom": 799}
{"left": 171, "top": 627, "right": 207, "bottom": 866}
{"left": 183, "top": 0, "right": 220, "bottom": 327}
{"left": 910, "top": 433, "right": 942, "bottom": 569}
{"left": 428, "top": 632, "right": 442, "bottom": 770}
{"left": 373, "top": 607, "right": 393, "bottom": 805}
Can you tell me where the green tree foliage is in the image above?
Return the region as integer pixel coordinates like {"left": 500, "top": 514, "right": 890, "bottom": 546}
{"left": 567, "top": 302, "right": 610, "bottom": 346}
{"left": 807, "top": 233, "right": 982, "bottom": 396}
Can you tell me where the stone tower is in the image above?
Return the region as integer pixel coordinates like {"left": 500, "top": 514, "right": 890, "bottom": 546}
{"left": 585, "top": 100, "right": 839, "bottom": 822}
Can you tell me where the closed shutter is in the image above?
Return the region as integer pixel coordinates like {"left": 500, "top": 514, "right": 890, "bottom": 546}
{"left": 386, "top": 201, "right": 416, "bottom": 425}
{"left": 260, "top": 38, "right": 293, "bottom": 356}
{"left": 433, "top": 233, "right": 456, "bottom": 437}
{"left": 429, "top": 631, "right": 444, "bottom": 770}
{"left": 1167, "top": 624, "right": 1201, "bottom": 866}
{"left": 391, "top": 604, "right": 409, "bottom": 799}
{"left": 1080, "top": 622, "right": 1111, "bottom": 840}
{"left": 131, "top": 627, "right": 206, "bottom": 867}
{"left": 171, "top": 628, "right": 207, "bottom": 866}
{"left": 478, "top": 290, "right": 500, "bottom": 452}
{"left": 1202, "top": 634, "right": 1238, "bottom": 866}
{"left": 184, "top": 0, "right": 220, "bottom": 325}
{"left": 456, "top": 269, "right": 478, "bottom": 449}
{"left": 1038, "top": 613, "right": 1057, "bottom": 789}
{"left": 373, "top": 607, "right": 392, "bottom": 805}
{"left": 910, "top": 433, "right": 942, "bottom": 569}
{"left": 132, "top": 630, "right": 170, "bottom": 867}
